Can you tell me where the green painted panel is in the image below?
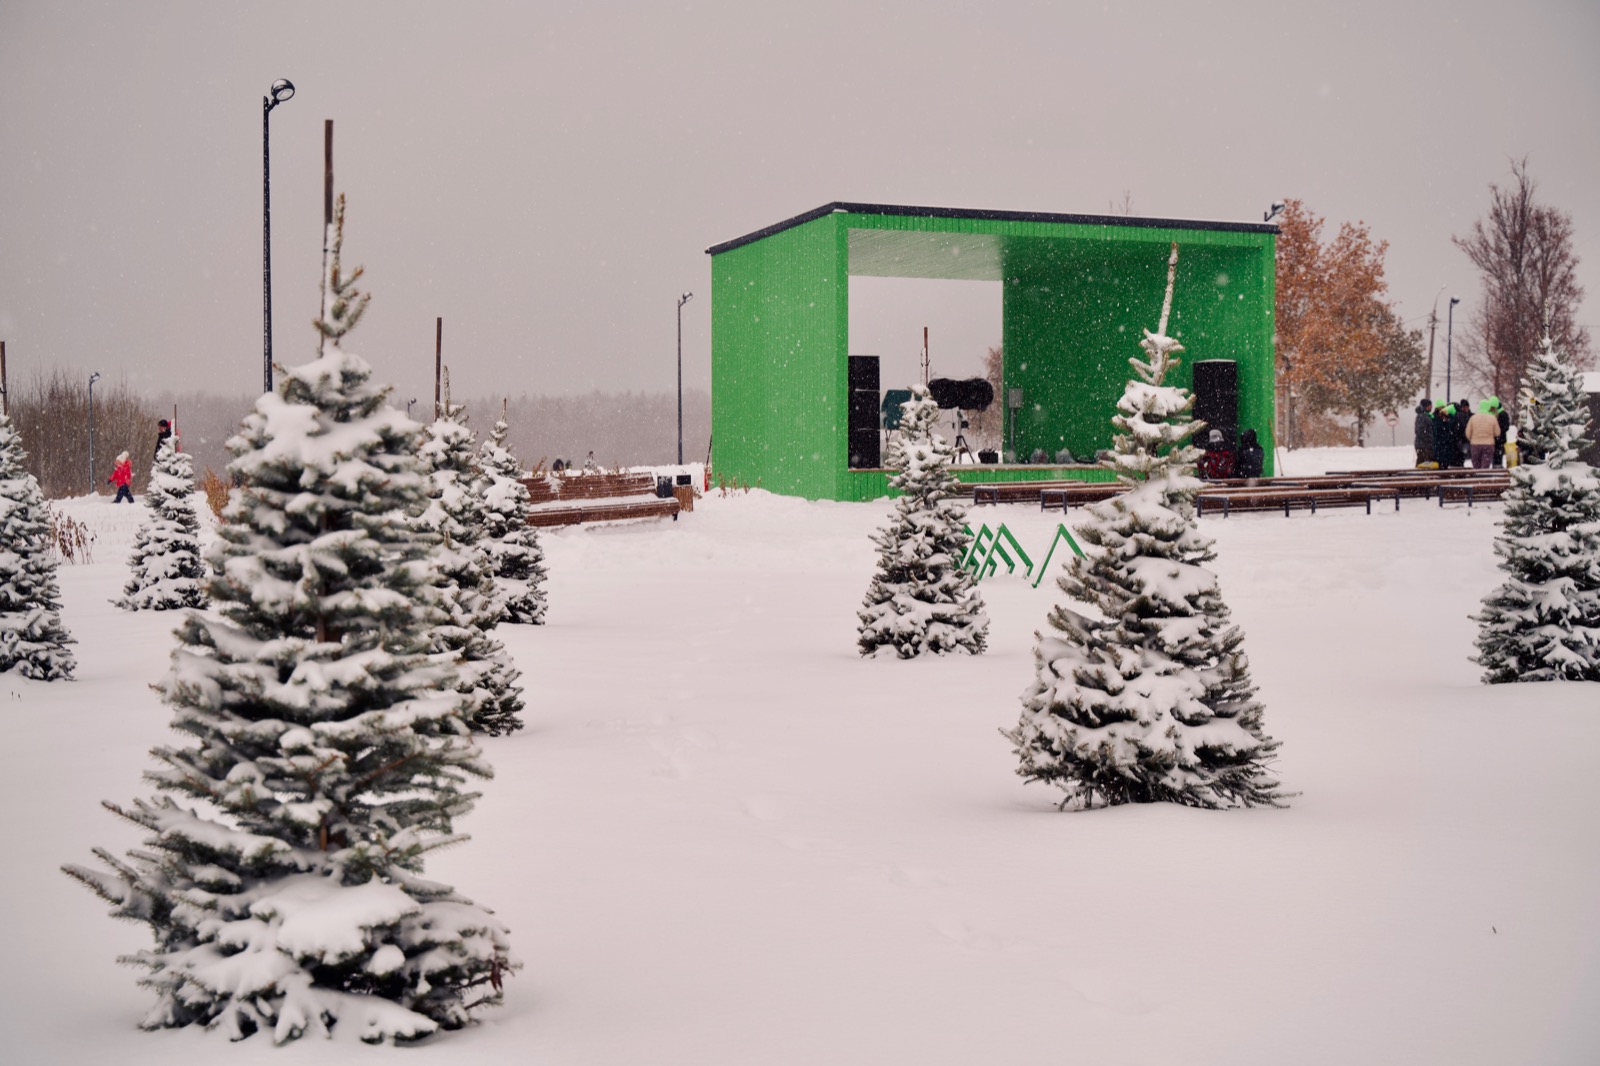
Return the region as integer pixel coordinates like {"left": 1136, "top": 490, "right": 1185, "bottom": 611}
{"left": 711, "top": 206, "right": 1277, "bottom": 500}
{"left": 711, "top": 213, "right": 847, "bottom": 499}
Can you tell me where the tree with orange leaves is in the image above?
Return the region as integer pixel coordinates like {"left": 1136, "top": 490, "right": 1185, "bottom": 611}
{"left": 1274, "top": 200, "right": 1423, "bottom": 447}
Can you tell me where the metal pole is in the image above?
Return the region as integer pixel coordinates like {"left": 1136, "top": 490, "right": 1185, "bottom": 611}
{"left": 0, "top": 340, "right": 7, "bottom": 417}
{"left": 262, "top": 79, "right": 293, "bottom": 392}
{"left": 677, "top": 292, "right": 692, "bottom": 465}
{"left": 434, "top": 317, "right": 443, "bottom": 419}
{"left": 88, "top": 372, "right": 100, "bottom": 495}
{"left": 318, "top": 119, "right": 333, "bottom": 356}
{"left": 263, "top": 96, "right": 273, "bottom": 392}
{"left": 1446, "top": 297, "right": 1460, "bottom": 398}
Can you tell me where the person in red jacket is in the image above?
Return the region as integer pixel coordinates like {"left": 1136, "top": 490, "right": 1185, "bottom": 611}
{"left": 109, "top": 451, "right": 134, "bottom": 503}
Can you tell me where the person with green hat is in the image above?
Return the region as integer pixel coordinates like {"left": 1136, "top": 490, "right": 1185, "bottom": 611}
{"left": 1488, "top": 397, "right": 1510, "bottom": 466}
{"left": 1431, "top": 401, "right": 1461, "bottom": 468}
{"left": 1464, "top": 398, "right": 1502, "bottom": 468}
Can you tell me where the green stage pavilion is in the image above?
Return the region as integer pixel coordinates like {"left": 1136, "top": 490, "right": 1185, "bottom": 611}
{"left": 706, "top": 202, "right": 1278, "bottom": 501}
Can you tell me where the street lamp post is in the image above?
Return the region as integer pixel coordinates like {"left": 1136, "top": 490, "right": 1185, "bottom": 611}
{"left": 1446, "top": 296, "right": 1461, "bottom": 399}
{"left": 677, "top": 291, "right": 693, "bottom": 465}
{"left": 87, "top": 371, "right": 101, "bottom": 494}
{"left": 263, "top": 78, "right": 296, "bottom": 394}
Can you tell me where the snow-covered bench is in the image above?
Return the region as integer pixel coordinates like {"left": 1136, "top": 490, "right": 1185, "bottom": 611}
{"left": 519, "top": 472, "right": 681, "bottom": 527}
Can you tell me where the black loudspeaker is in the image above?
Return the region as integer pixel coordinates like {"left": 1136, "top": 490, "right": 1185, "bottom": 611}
{"left": 849, "top": 428, "right": 880, "bottom": 469}
{"left": 927, "top": 377, "right": 995, "bottom": 412}
{"left": 1193, "top": 360, "right": 1238, "bottom": 447}
{"left": 848, "top": 356, "right": 882, "bottom": 468}
{"left": 848, "top": 355, "right": 880, "bottom": 394}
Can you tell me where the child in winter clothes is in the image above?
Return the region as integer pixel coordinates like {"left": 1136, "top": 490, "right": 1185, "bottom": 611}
{"left": 109, "top": 451, "right": 134, "bottom": 503}
{"left": 1197, "top": 429, "right": 1235, "bottom": 480}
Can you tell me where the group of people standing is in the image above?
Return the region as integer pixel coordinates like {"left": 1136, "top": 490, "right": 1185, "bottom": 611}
{"left": 1413, "top": 398, "right": 1511, "bottom": 470}
{"left": 1197, "top": 427, "right": 1266, "bottom": 481}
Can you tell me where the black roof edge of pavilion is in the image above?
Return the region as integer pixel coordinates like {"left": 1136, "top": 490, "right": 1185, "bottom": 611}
{"left": 705, "top": 201, "right": 1279, "bottom": 256}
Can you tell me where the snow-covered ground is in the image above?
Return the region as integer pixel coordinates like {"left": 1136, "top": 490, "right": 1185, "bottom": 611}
{"left": 5, "top": 448, "right": 1597, "bottom": 1065}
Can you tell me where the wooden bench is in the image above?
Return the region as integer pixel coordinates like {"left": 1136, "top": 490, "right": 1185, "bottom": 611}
{"left": 519, "top": 471, "right": 682, "bottom": 527}
{"left": 1196, "top": 487, "right": 1402, "bottom": 517}
{"left": 1437, "top": 480, "right": 1511, "bottom": 508}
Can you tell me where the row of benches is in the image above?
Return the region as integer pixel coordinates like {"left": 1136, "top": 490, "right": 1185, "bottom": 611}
{"left": 967, "top": 468, "right": 1513, "bottom": 517}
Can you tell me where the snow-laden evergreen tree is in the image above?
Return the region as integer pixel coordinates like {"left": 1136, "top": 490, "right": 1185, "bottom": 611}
{"left": 477, "top": 414, "right": 548, "bottom": 625}
{"left": 1474, "top": 333, "right": 1600, "bottom": 682}
{"left": 418, "top": 406, "right": 525, "bottom": 735}
{"left": 0, "top": 413, "right": 75, "bottom": 680}
{"left": 63, "top": 196, "right": 516, "bottom": 1044}
{"left": 857, "top": 383, "right": 988, "bottom": 657}
{"left": 1003, "top": 246, "right": 1286, "bottom": 810}
{"left": 114, "top": 436, "right": 207, "bottom": 611}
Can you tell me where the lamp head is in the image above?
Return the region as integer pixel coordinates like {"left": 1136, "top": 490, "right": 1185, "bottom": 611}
{"left": 1264, "top": 201, "right": 1286, "bottom": 223}
{"left": 1450, "top": 296, "right": 1461, "bottom": 307}
{"left": 267, "top": 79, "right": 295, "bottom": 109}
{"left": 680, "top": 291, "right": 693, "bottom": 306}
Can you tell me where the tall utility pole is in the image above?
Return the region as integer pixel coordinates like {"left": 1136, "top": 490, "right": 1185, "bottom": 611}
{"left": 676, "top": 292, "right": 693, "bottom": 465}
{"left": 1424, "top": 285, "right": 1445, "bottom": 399}
{"left": 434, "top": 317, "right": 443, "bottom": 419}
{"left": 87, "top": 371, "right": 101, "bottom": 494}
{"left": 317, "top": 120, "right": 334, "bottom": 356}
{"left": 262, "top": 78, "right": 295, "bottom": 393}
{"left": 1446, "top": 296, "right": 1461, "bottom": 398}
{"left": 1, "top": 340, "right": 8, "bottom": 417}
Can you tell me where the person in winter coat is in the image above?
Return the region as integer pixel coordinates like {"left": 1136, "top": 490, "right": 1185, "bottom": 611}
{"left": 109, "top": 451, "right": 134, "bottom": 503}
{"left": 1431, "top": 403, "right": 1460, "bottom": 468}
{"left": 1197, "top": 428, "right": 1235, "bottom": 480}
{"left": 154, "top": 418, "right": 172, "bottom": 460}
{"left": 1413, "top": 399, "right": 1435, "bottom": 466}
{"left": 1236, "top": 428, "right": 1265, "bottom": 479}
{"left": 1452, "top": 399, "right": 1473, "bottom": 463}
{"left": 1463, "top": 400, "right": 1502, "bottom": 469}
{"left": 1490, "top": 397, "right": 1510, "bottom": 467}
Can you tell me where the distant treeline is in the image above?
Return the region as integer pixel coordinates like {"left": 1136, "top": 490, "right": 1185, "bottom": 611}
{"left": 9, "top": 369, "right": 711, "bottom": 499}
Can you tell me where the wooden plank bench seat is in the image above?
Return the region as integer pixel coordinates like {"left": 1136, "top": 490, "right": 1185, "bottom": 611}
{"left": 1196, "top": 487, "right": 1402, "bottom": 517}
{"left": 1437, "top": 480, "right": 1511, "bottom": 508}
{"left": 520, "top": 472, "right": 682, "bottom": 526}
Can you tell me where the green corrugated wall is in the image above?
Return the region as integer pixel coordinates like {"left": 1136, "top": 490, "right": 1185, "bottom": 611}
{"left": 710, "top": 214, "right": 848, "bottom": 499}
{"left": 710, "top": 208, "right": 1276, "bottom": 501}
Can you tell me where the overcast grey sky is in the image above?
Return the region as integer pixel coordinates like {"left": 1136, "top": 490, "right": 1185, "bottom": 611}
{"left": 3, "top": 0, "right": 1597, "bottom": 410}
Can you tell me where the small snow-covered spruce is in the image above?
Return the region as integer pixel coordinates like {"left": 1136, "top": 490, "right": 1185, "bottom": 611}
{"left": 1003, "top": 247, "right": 1286, "bottom": 810}
{"left": 0, "top": 413, "right": 75, "bottom": 679}
{"left": 1473, "top": 333, "right": 1600, "bottom": 683}
{"left": 114, "top": 435, "right": 207, "bottom": 610}
{"left": 418, "top": 406, "right": 526, "bottom": 735}
{"left": 63, "top": 198, "right": 516, "bottom": 1045}
{"left": 477, "top": 414, "right": 548, "bottom": 625}
{"left": 857, "top": 383, "right": 988, "bottom": 657}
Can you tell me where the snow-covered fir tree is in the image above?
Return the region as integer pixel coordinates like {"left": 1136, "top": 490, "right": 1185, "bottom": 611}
{"left": 418, "top": 406, "right": 525, "bottom": 735}
{"left": 1474, "top": 333, "right": 1600, "bottom": 682}
{"left": 63, "top": 196, "right": 516, "bottom": 1044}
{"left": 857, "top": 383, "right": 988, "bottom": 657}
{"left": 477, "top": 414, "right": 548, "bottom": 625}
{"left": 0, "top": 413, "right": 75, "bottom": 680}
{"left": 1003, "top": 247, "right": 1286, "bottom": 810}
{"left": 114, "top": 436, "right": 207, "bottom": 611}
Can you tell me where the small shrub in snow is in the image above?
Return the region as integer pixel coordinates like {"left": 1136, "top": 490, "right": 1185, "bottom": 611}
{"left": 1474, "top": 334, "right": 1600, "bottom": 682}
{"left": 477, "top": 415, "right": 548, "bottom": 625}
{"left": 0, "top": 414, "right": 76, "bottom": 679}
{"left": 419, "top": 408, "right": 525, "bottom": 735}
{"left": 63, "top": 198, "right": 515, "bottom": 1044}
{"left": 114, "top": 437, "right": 206, "bottom": 610}
{"left": 858, "top": 384, "right": 988, "bottom": 658}
{"left": 1003, "top": 294, "right": 1286, "bottom": 810}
